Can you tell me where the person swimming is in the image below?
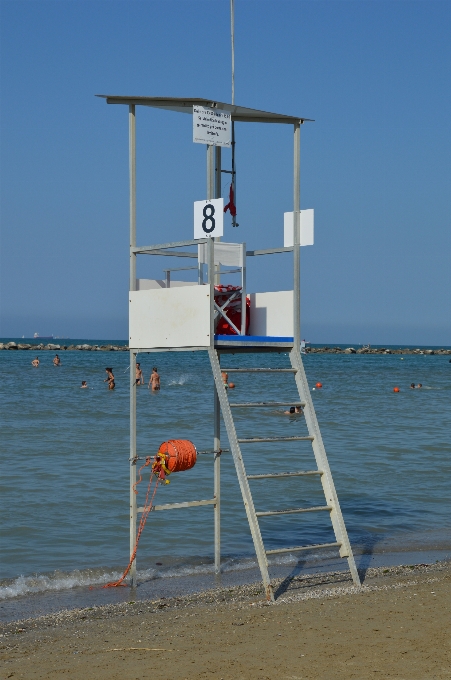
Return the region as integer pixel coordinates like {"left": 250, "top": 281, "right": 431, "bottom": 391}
{"left": 284, "top": 405, "right": 303, "bottom": 415}
{"left": 53, "top": 354, "right": 61, "bottom": 366}
{"left": 148, "top": 367, "right": 160, "bottom": 391}
{"left": 80, "top": 381, "right": 88, "bottom": 388}
{"left": 135, "top": 362, "right": 144, "bottom": 385}
{"left": 31, "top": 357, "right": 39, "bottom": 367}
{"left": 104, "top": 368, "right": 115, "bottom": 390}
{"left": 410, "top": 383, "right": 416, "bottom": 389}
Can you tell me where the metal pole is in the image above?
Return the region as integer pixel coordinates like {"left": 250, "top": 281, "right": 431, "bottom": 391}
{"left": 230, "top": 0, "right": 237, "bottom": 228}
{"left": 215, "top": 146, "right": 222, "bottom": 199}
{"left": 129, "top": 350, "right": 137, "bottom": 586}
{"left": 129, "top": 104, "right": 137, "bottom": 586}
{"left": 231, "top": 0, "right": 235, "bottom": 106}
{"left": 293, "top": 121, "right": 301, "bottom": 349}
{"left": 214, "top": 146, "right": 221, "bottom": 285}
{"left": 231, "top": 123, "right": 237, "bottom": 228}
{"left": 208, "top": 235, "right": 215, "bottom": 346}
{"left": 241, "top": 243, "right": 246, "bottom": 335}
{"left": 129, "top": 105, "right": 136, "bottom": 292}
{"left": 207, "top": 144, "right": 214, "bottom": 200}
{"left": 214, "top": 372, "right": 221, "bottom": 573}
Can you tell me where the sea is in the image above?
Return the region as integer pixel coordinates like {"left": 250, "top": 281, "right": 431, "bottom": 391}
{"left": 1, "top": 340, "right": 450, "bottom": 622}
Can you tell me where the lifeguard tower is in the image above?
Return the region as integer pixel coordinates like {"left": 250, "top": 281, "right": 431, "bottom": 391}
{"left": 98, "top": 95, "right": 360, "bottom": 601}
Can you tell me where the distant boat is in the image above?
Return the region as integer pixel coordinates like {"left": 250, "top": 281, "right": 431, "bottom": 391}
{"left": 33, "top": 333, "right": 53, "bottom": 339}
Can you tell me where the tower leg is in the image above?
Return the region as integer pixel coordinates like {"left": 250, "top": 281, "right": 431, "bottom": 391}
{"left": 129, "top": 350, "right": 137, "bottom": 587}
{"left": 214, "top": 379, "right": 221, "bottom": 573}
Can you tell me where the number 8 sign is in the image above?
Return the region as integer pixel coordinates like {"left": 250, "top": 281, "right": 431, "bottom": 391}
{"left": 194, "top": 198, "right": 224, "bottom": 239}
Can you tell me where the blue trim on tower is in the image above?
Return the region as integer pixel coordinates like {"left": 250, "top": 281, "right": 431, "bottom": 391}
{"left": 214, "top": 335, "right": 294, "bottom": 343}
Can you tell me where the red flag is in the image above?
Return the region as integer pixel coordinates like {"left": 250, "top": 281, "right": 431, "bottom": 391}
{"left": 224, "top": 183, "right": 236, "bottom": 217}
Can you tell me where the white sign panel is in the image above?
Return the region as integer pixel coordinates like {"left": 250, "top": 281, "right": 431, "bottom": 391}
{"left": 193, "top": 106, "right": 231, "bottom": 147}
{"left": 284, "top": 209, "right": 314, "bottom": 247}
{"left": 198, "top": 242, "right": 244, "bottom": 267}
{"left": 194, "top": 198, "right": 224, "bottom": 239}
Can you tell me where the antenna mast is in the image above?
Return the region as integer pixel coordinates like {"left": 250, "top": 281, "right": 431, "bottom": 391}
{"left": 231, "top": 0, "right": 235, "bottom": 105}
{"left": 230, "top": 0, "right": 237, "bottom": 226}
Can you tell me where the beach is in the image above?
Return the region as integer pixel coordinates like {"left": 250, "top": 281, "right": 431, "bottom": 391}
{"left": 1, "top": 561, "right": 449, "bottom": 679}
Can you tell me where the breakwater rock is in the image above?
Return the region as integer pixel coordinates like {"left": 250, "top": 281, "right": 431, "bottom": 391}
{"left": 0, "top": 342, "right": 128, "bottom": 351}
{"left": 305, "top": 346, "right": 451, "bottom": 355}
{"left": 0, "top": 342, "right": 450, "bottom": 355}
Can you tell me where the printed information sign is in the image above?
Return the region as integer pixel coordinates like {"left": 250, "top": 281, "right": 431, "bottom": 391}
{"left": 193, "top": 106, "right": 231, "bottom": 147}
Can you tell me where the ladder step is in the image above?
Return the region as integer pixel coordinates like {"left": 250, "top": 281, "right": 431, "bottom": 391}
{"left": 230, "top": 401, "right": 305, "bottom": 408}
{"left": 238, "top": 436, "right": 314, "bottom": 443}
{"left": 256, "top": 505, "right": 331, "bottom": 517}
{"left": 137, "top": 498, "right": 215, "bottom": 513}
{"left": 247, "top": 470, "right": 323, "bottom": 479}
{"left": 266, "top": 541, "right": 341, "bottom": 555}
{"left": 224, "top": 368, "right": 297, "bottom": 373}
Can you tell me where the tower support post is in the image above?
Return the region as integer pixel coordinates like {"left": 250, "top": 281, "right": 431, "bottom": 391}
{"left": 129, "top": 104, "right": 137, "bottom": 586}
{"left": 293, "top": 121, "right": 301, "bottom": 349}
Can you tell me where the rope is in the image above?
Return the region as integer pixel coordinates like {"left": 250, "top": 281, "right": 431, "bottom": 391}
{"left": 104, "top": 457, "right": 161, "bottom": 588}
{"left": 129, "top": 449, "right": 227, "bottom": 461}
{"left": 104, "top": 440, "right": 198, "bottom": 588}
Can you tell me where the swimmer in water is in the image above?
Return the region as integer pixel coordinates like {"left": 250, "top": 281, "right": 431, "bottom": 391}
{"left": 135, "top": 362, "right": 144, "bottom": 385}
{"left": 221, "top": 371, "right": 229, "bottom": 388}
{"left": 410, "top": 383, "right": 416, "bottom": 389}
{"left": 81, "top": 381, "right": 88, "bottom": 388}
{"left": 53, "top": 354, "right": 61, "bottom": 366}
{"left": 31, "top": 357, "right": 39, "bottom": 367}
{"left": 284, "top": 405, "right": 304, "bottom": 415}
{"left": 148, "top": 367, "right": 160, "bottom": 391}
{"left": 417, "top": 383, "right": 422, "bottom": 388}
{"left": 104, "top": 367, "right": 115, "bottom": 390}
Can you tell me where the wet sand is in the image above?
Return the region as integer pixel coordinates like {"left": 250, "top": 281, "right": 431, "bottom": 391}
{"left": 1, "top": 561, "right": 449, "bottom": 679}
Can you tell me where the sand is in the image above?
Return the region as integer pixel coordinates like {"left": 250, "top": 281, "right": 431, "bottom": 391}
{"left": 1, "top": 561, "right": 449, "bottom": 680}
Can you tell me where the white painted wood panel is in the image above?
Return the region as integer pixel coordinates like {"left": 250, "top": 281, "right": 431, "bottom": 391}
{"left": 129, "top": 286, "right": 211, "bottom": 349}
{"left": 284, "top": 209, "right": 314, "bottom": 247}
{"left": 248, "top": 291, "right": 294, "bottom": 337}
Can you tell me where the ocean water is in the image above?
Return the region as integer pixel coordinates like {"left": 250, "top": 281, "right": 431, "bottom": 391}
{"left": 1, "top": 343, "right": 450, "bottom": 620}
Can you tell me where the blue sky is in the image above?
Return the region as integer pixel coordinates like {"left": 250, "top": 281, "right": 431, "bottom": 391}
{"left": 1, "top": 0, "right": 450, "bottom": 344}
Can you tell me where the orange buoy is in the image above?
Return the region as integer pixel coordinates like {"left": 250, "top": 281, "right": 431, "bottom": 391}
{"left": 393, "top": 387, "right": 400, "bottom": 393}
{"left": 315, "top": 382, "right": 322, "bottom": 388}
{"left": 228, "top": 382, "right": 235, "bottom": 389}
{"left": 157, "top": 439, "right": 197, "bottom": 473}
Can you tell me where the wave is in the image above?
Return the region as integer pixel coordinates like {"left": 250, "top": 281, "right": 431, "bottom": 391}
{"left": 0, "top": 568, "right": 123, "bottom": 601}
{"left": 0, "top": 551, "right": 338, "bottom": 601}
{"left": 167, "top": 374, "right": 190, "bottom": 386}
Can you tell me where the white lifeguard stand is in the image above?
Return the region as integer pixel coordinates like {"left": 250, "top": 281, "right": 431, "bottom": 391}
{"left": 98, "top": 95, "right": 360, "bottom": 600}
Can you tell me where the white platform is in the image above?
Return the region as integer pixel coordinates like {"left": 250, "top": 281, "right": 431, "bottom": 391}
{"left": 130, "top": 286, "right": 294, "bottom": 349}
